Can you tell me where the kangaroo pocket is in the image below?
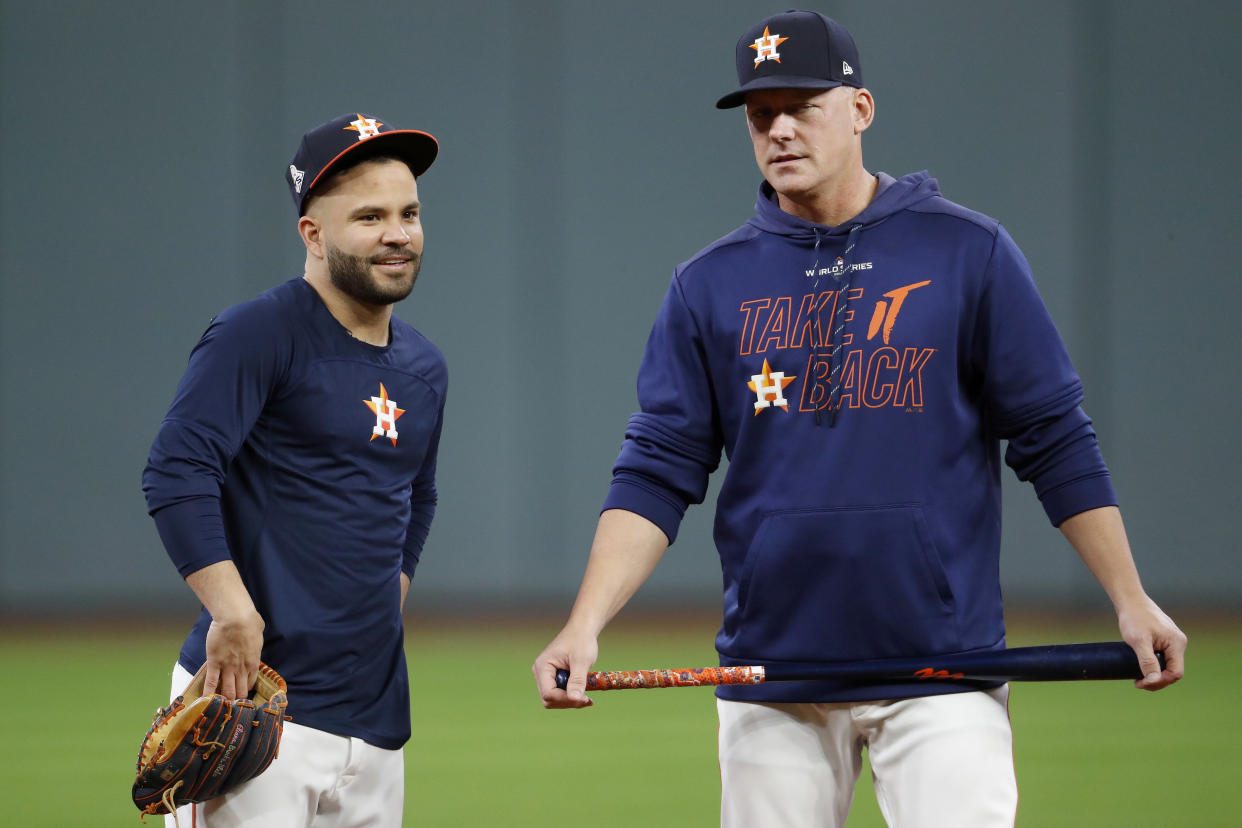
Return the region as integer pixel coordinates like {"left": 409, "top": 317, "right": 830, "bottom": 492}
{"left": 728, "top": 505, "right": 960, "bottom": 662}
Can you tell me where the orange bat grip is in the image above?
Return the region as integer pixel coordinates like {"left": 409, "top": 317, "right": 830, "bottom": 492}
{"left": 585, "top": 666, "right": 765, "bottom": 690}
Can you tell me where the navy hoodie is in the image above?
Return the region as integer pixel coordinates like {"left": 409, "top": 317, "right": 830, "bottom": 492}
{"left": 602, "top": 173, "right": 1117, "bottom": 703}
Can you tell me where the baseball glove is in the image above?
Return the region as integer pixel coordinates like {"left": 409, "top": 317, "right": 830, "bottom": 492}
{"left": 132, "top": 662, "right": 288, "bottom": 821}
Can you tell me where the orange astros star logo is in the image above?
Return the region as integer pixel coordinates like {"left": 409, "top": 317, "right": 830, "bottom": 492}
{"left": 344, "top": 114, "right": 383, "bottom": 140}
{"left": 750, "top": 27, "right": 789, "bottom": 66}
{"left": 747, "top": 359, "right": 796, "bottom": 414}
{"left": 364, "top": 382, "right": 405, "bottom": 445}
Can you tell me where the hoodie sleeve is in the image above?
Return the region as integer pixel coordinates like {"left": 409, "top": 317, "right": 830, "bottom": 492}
{"left": 974, "top": 225, "right": 1117, "bottom": 526}
{"left": 601, "top": 274, "right": 724, "bottom": 544}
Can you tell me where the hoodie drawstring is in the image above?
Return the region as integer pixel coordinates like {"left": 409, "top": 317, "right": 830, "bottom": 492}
{"left": 817, "top": 223, "right": 864, "bottom": 427}
{"left": 809, "top": 229, "right": 825, "bottom": 425}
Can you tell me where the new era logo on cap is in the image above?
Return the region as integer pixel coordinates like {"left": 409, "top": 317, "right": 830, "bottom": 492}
{"left": 285, "top": 112, "right": 438, "bottom": 215}
{"left": 717, "top": 10, "right": 864, "bottom": 109}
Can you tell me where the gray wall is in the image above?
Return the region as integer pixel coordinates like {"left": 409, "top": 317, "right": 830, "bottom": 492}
{"left": 2, "top": 1, "right": 1238, "bottom": 616}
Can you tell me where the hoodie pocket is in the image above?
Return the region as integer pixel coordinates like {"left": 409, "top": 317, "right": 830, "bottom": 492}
{"left": 730, "top": 504, "right": 959, "bottom": 662}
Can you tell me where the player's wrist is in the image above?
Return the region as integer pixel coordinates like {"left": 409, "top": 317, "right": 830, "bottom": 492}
{"left": 1107, "top": 585, "right": 1154, "bottom": 617}
{"left": 561, "top": 610, "right": 608, "bottom": 641}
{"left": 211, "top": 605, "right": 265, "bottom": 632}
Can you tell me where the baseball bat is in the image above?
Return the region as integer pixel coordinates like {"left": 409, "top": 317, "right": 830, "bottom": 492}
{"left": 553, "top": 642, "right": 1163, "bottom": 691}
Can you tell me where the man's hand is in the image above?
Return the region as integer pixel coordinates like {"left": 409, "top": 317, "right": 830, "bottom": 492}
{"left": 1058, "top": 507, "right": 1187, "bottom": 692}
{"left": 532, "top": 510, "right": 671, "bottom": 710}
{"left": 1117, "top": 595, "right": 1186, "bottom": 691}
{"left": 532, "top": 628, "right": 599, "bottom": 709}
{"left": 204, "top": 609, "right": 265, "bottom": 699}
{"left": 184, "top": 560, "right": 265, "bottom": 699}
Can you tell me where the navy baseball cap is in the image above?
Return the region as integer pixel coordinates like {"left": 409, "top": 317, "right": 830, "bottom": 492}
{"left": 716, "top": 10, "right": 863, "bottom": 109}
{"left": 286, "top": 113, "right": 438, "bottom": 215}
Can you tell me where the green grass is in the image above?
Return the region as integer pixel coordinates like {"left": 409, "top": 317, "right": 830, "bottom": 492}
{"left": 1, "top": 615, "right": 1236, "bottom": 826}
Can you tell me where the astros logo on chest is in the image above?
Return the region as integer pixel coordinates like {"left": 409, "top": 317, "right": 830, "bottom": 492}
{"left": 363, "top": 383, "right": 405, "bottom": 445}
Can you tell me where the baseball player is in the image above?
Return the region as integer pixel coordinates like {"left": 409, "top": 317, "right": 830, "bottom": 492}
{"left": 532, "top": 11, "right": 1186, "bottom": 827}
{"left": 143, "top": 112, "right": 446, "bottom": 827}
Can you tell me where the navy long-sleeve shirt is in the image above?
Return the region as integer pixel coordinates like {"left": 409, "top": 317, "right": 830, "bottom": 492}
{"left": 143, "top": 277, "right": 447, "bottom": 748}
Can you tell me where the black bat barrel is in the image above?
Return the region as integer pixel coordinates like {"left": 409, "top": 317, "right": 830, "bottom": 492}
{"left": 762, "top": 642, "right": 1156, "bottom": 684}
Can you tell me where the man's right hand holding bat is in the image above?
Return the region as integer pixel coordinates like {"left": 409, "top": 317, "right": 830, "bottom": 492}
{"left": 532, "top": 509, "right": 670, "bottom": 709}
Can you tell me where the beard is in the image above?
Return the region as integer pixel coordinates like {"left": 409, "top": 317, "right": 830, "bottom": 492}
{"left": 325, "top": 241, "right": 421, "bottom": 307}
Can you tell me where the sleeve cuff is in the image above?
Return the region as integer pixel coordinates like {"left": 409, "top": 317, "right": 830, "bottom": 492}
{"left": 151, "top": 497, "right": 233, "bottom": 578}
{"left": 1038, "top": 473, "right": 1118, "bottom": 527}
{"left": 400, "top": 553, "right": 419, "bottom": 580}
{"left": 601, "top": 476, "right": 686, "bottom": 545}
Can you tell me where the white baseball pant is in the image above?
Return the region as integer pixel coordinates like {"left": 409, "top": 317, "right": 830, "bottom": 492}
{"left": 718, "top": 686, "right": 1016, "bottom": 828}
{"left": 164, "top": 662, "right": 404, "bottom": 828}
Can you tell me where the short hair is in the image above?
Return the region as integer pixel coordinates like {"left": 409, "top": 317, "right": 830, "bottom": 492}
{"left": 302, "top": 150, "right": 418, "bottom": 215}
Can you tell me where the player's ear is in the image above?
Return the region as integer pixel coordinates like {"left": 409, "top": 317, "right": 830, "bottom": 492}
{"left": 297, "top": 213, "right": 325, "bottom": 259}
{"left": 852, "top": 88, "right": 875, "bottom": 134}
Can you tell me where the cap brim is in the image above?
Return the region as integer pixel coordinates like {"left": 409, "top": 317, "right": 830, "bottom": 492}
{"left": 716, "top": 77, "right": 845, "bottom": 109}
{"left": 304, "top": 130, "right": 439, "bottom": 203}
